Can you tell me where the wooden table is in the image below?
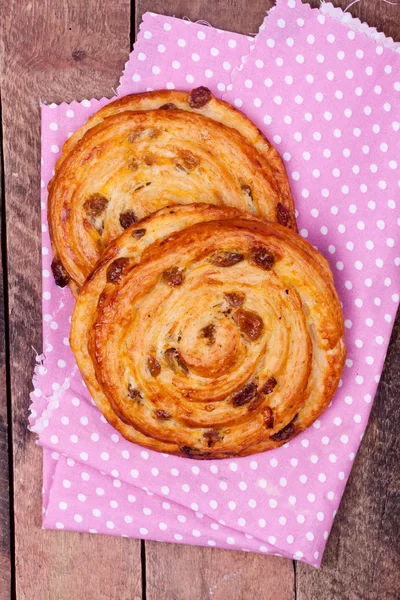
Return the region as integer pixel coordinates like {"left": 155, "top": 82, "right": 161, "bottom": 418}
{"left": 0, "top": 1, "right": 399, "bottom": 598}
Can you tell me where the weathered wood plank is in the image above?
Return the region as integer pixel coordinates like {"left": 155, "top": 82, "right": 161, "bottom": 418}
{"left": 135, "top": 1, "right": 400, "bottom": 599}
{"left": 0, "top": 111, "right": 12, "bottom": 600}
{"left": 297, "top": 312, "right": 400, "bottom": 600}
{"left": 298, "top": 4, "right": 400, "bottom": 599}
{"left": 0, "top": 1, "right": 142, "bottom": 598}
{"left": 145, "top": 542, "right": 294, "bottom": 600}
{"left": 134, "top": 1, "right": 295, "bottom": 598}
{"left": 135, "top": 0, "right": 269, "bottom": 34}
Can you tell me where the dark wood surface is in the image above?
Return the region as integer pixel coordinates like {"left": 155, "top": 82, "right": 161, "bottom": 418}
{"left": 0, "top": 2, "right": 142, "bottom": 600}
{"left": 0, "top": 95, "right": 12, "bottom": 599}
{"left": 0, "top": 1, "right": 399, "bottom": 599}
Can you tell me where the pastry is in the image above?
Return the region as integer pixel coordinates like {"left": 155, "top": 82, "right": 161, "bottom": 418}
{"left": 48, "top": 88, "right": 295, "bottom": 292}
{"left": 54, "top": 88, "right": 292, "bottom": 205}
{"left": 70, "top": 203, "right": 346, "bottom": 459}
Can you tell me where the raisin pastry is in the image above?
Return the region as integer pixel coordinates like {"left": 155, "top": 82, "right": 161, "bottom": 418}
{"left": 54, "top": 88, "right": 293, "bottom": 206}
{"left": 70, "top": 204, "right": 346, "bottom": 459}
{"left": 48, "top": 88, "right": 295, "bottom": 292}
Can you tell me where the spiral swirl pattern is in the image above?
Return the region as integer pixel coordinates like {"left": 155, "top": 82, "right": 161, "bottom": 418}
{"left": 48, "top": 89, "right": 295, "bottom": 292}
{"left": 71, "top": 204, "right": 345, "bottom": 459}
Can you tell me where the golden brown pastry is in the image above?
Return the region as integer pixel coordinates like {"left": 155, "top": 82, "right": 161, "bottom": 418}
{"left": 70, "top": 204, "right": 346, "bottom": 459}
{"left": 54, "top": 88, "right": 292, "bottom": 205}
{"left": 48, "top": 88, "right": 295, "bottom": 292}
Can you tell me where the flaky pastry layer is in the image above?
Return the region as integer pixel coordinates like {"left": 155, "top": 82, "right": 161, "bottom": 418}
{"left": 48, "top": 89, "right": 295, "bottom": 291}
{"left": 71, "top": 204, "right": 345, "bottom": 459}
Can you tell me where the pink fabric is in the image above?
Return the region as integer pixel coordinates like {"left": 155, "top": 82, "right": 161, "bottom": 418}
{"left": 31, "top": 2, "right": 400, "bottom": 567}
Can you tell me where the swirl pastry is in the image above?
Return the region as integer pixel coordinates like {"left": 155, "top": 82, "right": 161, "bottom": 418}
{"left": 48, "top": 88, "right": 295, "bottom": 292}
{"left": 70, "top": 204, "right": 346, "bottom": 459}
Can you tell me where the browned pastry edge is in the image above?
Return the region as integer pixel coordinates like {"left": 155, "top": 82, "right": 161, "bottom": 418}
{"left": 52, "top": 88, "right": 294, "bottom": 209}
{"left": 48, "top": 92, "right": 296, "bottom": 291}
{"left": 70, "top": 204, "right": 346, "bottom": 459}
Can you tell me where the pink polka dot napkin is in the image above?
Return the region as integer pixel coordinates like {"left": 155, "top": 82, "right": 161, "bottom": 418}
{"left": 31, "top": 2, "right": 400, "bottom": 568}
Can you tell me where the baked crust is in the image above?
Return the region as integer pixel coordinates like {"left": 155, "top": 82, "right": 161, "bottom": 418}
{"left": 48, "top": 89, "right": 295, "bottom": 291}
{"left": 70, "top": 204, "right": 346, "bottom": 459}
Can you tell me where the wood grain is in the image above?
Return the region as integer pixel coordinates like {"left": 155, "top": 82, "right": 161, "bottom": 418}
{"left": 0, "top": 0, "right": 399, "bottom": 598}
{"left": 135, "top": 1, "right": 400, "bottom": 599}
{"left": 301, "top": 3, "right": 400, "bottom": 599}
{"left": 134, "top": 1, "right": 295, "bottom": 598}
{"left": 135, "top": 0, "right": 270, "bottom": 34}
{"left": 297, "top": 313, "right": 400, "bottom": 600}
{"left": 145, "top": 542, "right": 294, "bottom": 600}
{"left": 0, "top": 1, "right": 142, "bottom": 599}
{"left": 0, "top": 111, "right": 12, "bottom": 600}
{"left": 296, "top": 5, "right": 400, "bottom": 600}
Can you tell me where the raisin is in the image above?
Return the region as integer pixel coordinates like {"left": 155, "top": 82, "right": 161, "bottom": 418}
{"left": 262, "top": 406, "right": 274, "bottom": 429}
{"left": 132, "top": 228, "right": 146, "bottom": 239}
{"left": 165, "top": 348, "right": 189, "bottom": 375}
{"left": 147, "top": 355, "right": 161, "bottom": 377}
{"left": 270, "top": 421, "right": 295, "bottom": 442}
{"left": 248, "top": 393, "right": 263, "bottom": 412}
{"left": 162, "top": 267, "right": 185, "bottom": 286}
{"left": 224, "top": 292, "right": 245, "bottom": 307}
{"left": 200, "top": 324, "right": 216, "bottom": 344}
{"left": 250, "top": 246, "right": 275, "bottom": 271}
{"left": 83, "top": 193, "right": 108, "bottom": 217}
{"left": 159, "top": 102, "right": 178, "bottom": 110}
{"left": 155, "top": 409, "right": 171, "bottom": 420}
{"left": 233, "top": 309, "right": 264, "bottom": 341}
{"left": 211, "top": 251, "right": 244, "bottom": 267}
{"left": 276, "top": 202, "right": 290, "bottom": 227}
{"left": 188, "top": 86, "right": 212, "bottom": 108}
{"left": 203, "top": 429, "right": 223, "bottom": 448}
{"left": 51, "top": 258, "right": 70, "bottom": 287}
{"left": 180, "top": 446, "right": 211, "bottom": 458}
{"left": 232, "top": 382, "right": 257, "bottom": 407}
{"left": 128, "top": 384, "right": 142, "bottom": 401}
{"left": 119, "top": 210, "right": 137, "bottom": 229}
{"left": 261, "top": 377, "right": 277, "bottom": 395}
{"left": 106, "top": 258, "right": 129, "bottom": 283}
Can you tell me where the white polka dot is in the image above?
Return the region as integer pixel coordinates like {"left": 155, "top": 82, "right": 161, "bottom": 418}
{"left": 286, "top": 535, "right": 294, "bottom": 544}
{"left": 192, "top": 529, "right": 201, "bottom": 538}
